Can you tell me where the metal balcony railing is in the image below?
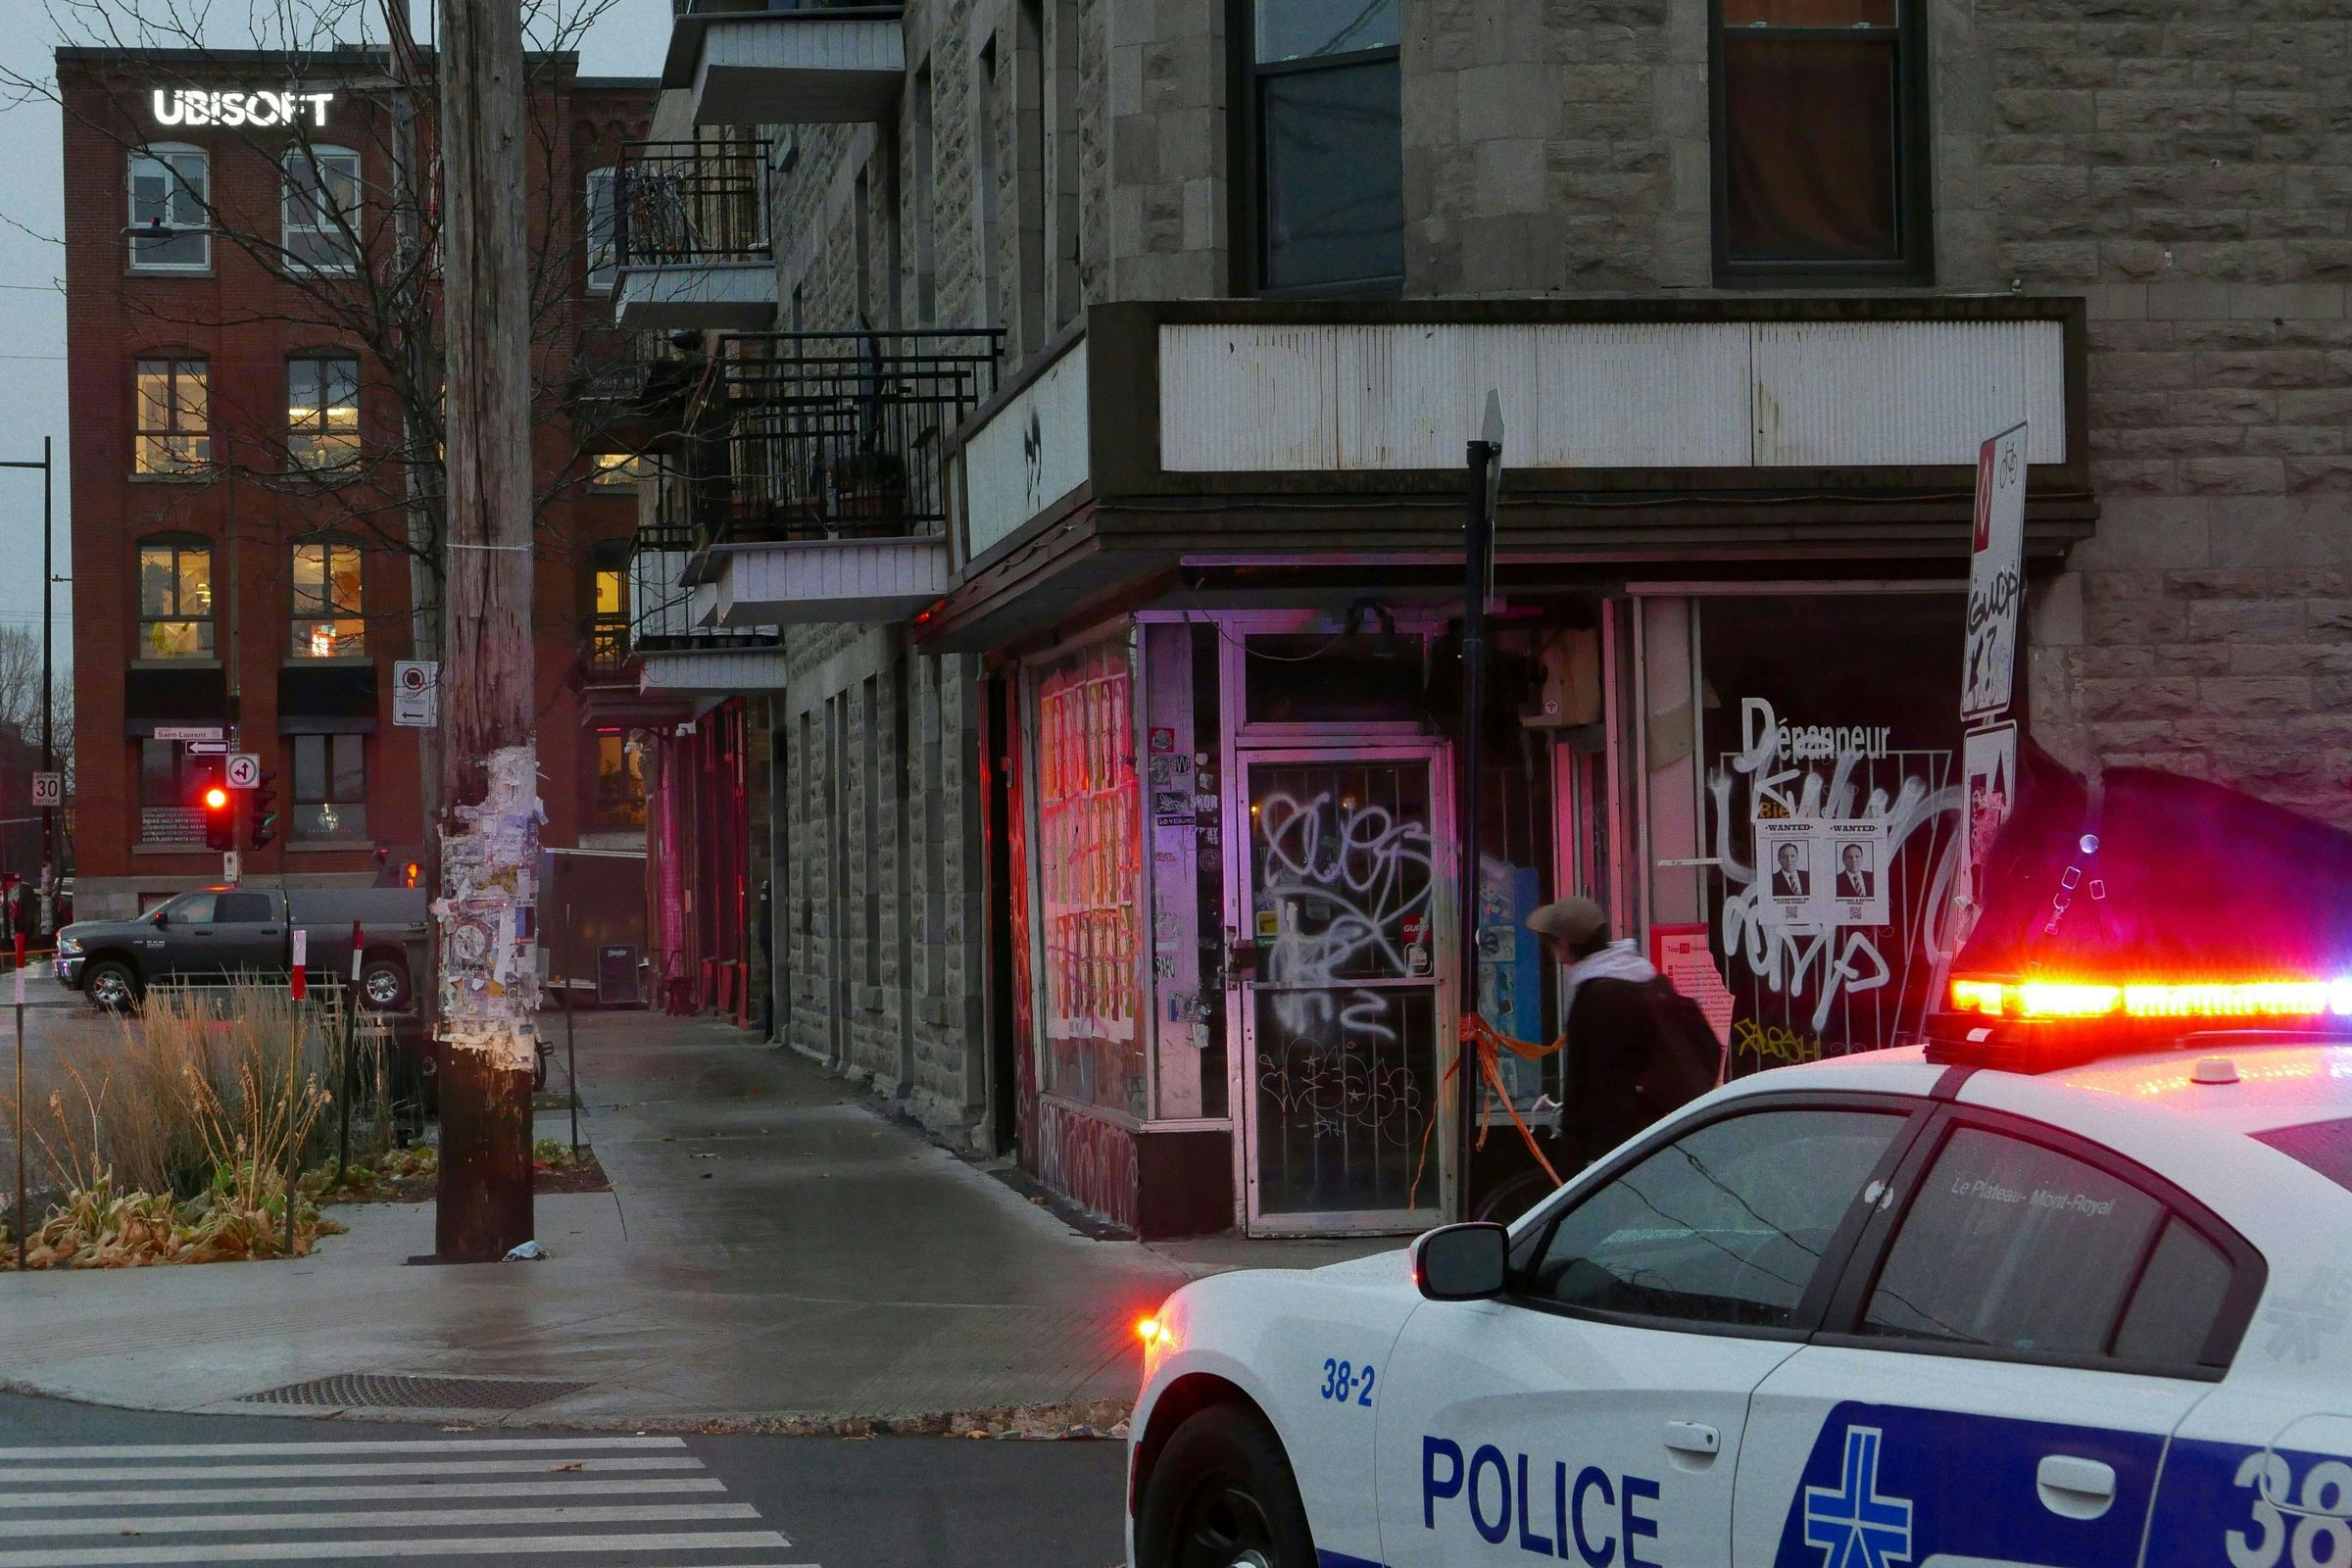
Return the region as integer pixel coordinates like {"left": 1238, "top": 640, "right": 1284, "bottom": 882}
{"left": 699, "top": 329, "right": 1003, "bottom": 546}
{"left": 628, "top": 490, "right": 781, "bottom": 655}
{"left": 615, "top": 140, "right": 770, "bottom": 270}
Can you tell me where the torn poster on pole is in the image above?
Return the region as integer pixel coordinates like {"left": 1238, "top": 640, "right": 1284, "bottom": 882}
{"left": 433, "top": 744, "right": 543, "bottom": 1071}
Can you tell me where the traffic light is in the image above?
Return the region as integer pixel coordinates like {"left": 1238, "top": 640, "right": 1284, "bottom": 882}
{"left": 200, "top": 783, "right": 234, "bottom": 852}
{"left": 246, "top": 769, "right": 279, "bottom": 852}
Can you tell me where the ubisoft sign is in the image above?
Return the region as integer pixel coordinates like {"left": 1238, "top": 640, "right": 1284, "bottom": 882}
{"left": 150, "top": 89, "right": 334, "bottom": 128}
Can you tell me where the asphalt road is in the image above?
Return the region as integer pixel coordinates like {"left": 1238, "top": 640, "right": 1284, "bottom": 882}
{"left": 0, "top": 1391, "right": 1131, "bottom": 1566}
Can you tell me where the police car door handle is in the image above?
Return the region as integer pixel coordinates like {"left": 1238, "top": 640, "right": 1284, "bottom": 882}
{"left": 2035, "top": 1455, "right": 2117, "bottom": 1518}
{"left": 1662, "top": 1422, "right": 1720, "bottom": 1456}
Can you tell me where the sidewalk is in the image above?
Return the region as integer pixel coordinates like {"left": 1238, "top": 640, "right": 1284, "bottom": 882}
{"left": 0, "top": 1010, "right": 1396, "bottom": 1428}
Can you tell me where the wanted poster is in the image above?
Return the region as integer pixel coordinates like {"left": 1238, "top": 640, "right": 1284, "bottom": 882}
{"left": 1824, "top": 821, "right": 1891, "bottom": 927}
{"left": 1755, "top": 818, "right": 1823, "bottom": 929}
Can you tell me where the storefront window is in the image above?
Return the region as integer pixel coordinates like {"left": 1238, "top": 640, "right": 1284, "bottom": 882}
{"left": 1032, "top": 636, "right": 1145, "bottom": 1118}
{"left": 1695, "top": 593, "right": 1967, "bottom": 1070}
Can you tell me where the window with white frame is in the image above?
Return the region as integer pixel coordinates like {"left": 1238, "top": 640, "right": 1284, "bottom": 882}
{"left": 282, "top": 144, "right": 363, "bottom": 272}
{"left": 128, "top": 145, "right": 209, "bottom": 270}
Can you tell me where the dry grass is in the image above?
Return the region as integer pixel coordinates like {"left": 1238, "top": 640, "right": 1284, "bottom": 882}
{"left": 1, "top": 981, "right": 362, "bottom": 1266}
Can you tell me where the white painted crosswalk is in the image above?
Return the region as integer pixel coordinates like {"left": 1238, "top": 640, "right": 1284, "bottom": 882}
{"left": 0, "top": 1433, "right": 819, "bottom": 1566}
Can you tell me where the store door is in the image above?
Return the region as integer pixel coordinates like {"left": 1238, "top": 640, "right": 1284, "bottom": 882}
{"left": 1231, "top": 747, "right": 1452, "bottom": 1235}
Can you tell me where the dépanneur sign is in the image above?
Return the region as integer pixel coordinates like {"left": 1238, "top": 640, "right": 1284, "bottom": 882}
{"left": 151, "top": 89, "right": 334, "bottom": 128}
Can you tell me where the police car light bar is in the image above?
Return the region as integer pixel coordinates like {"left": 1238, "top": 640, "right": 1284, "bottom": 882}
{"left": 1949, "top": 974, "right": 2352, "bottom": 1022}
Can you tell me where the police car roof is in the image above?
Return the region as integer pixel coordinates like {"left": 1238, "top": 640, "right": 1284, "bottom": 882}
{"left": 1753, "top": 1039, "right": 2352, "bottom": 1137}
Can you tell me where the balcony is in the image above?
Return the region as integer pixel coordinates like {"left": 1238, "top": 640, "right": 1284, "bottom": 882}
{"left": 567, "top": 337, "right": 701, "bottom": 453}
{"left": 662, "top": 1, "right": 905, "bottom": 127}
{"left": 682, "top": 329, "right": 1002, "bottom": 626}
{"left": 612, "top": 140, "right": 774, "bottom": 332}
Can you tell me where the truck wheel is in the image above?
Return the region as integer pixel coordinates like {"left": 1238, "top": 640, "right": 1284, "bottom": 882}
{"left": 359, "top": 957, "right": 412, "bottom": 1012}
{"left": 84, "top": 959, "right": 141, "bottom": 1013}
{"left": 1138, "top": 1405, "right": 1316, "bottom": 1568}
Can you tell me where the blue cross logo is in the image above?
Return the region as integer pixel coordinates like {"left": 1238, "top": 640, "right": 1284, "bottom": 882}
{"left": 1805, "top": 1426, "right": 1914, "bottom": 1568}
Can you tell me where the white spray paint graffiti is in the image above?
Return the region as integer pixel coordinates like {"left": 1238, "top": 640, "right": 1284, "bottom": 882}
{"left": 1253, "top": 790, "right": 1434, "bottom": 1045}
{"left": 1711, "top": 699, "right": 1965, "bottom": 1042}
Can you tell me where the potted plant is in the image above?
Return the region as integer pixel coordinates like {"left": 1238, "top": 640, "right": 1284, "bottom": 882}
{"left": 828, "top": 444, "right": 906, "bottom": 536}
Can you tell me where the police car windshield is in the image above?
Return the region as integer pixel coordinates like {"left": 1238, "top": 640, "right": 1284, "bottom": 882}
{"left": 2253, "top": 1118, "right": 2352, "bottom": 1194}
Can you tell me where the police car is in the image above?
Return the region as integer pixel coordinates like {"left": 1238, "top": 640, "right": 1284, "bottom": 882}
{"left": 1126, "top": 972, "right": 2352, "bottom": 1568}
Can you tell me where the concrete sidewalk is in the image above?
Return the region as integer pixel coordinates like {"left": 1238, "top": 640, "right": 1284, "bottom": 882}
{"left": 0, "top": 1010, "right": 1393, "bottom": 1428}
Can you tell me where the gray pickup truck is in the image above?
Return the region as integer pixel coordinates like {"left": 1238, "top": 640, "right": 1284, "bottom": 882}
{"left": 56, "top": 886, "right": 429, "bottom": 1011}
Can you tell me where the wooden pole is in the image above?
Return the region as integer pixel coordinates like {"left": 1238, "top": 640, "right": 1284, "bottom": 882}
{"left": 434, "top": 0, "right": 538, "bottom": 1262}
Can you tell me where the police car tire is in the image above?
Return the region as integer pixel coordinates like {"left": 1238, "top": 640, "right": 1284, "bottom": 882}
{"left": 1138, "top": 1404, "right": 1316, "bottom": 1568}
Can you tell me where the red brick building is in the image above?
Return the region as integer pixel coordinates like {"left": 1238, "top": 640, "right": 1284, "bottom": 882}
{"left": 58, "top": 48, "right": 654, "bottom": 919}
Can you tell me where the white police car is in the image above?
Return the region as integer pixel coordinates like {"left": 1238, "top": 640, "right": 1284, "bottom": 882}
{"left": 1126, "top": 974, "right": 2352, "bottom": 1568}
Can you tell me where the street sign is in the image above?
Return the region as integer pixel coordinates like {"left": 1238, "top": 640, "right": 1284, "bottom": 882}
{"left": 221, "top": 850, "right": 241, "bottom": 885}
{"left": 1962, "top": 421, "right": 2030, "bottom": 723}
{"left": 28, "top": 773, "right": 59, "bottom": 808}
{"left": 153, "top": 724, "right": 223, "bottom": 743}
{"left": 393, "top": 660, "right": 438, "bottom": 728}
{"left": 224, "top": 753, "right": 261, "bottom": 789}
{"left": 184, "top": 740, "right": 228, "bottom": 756}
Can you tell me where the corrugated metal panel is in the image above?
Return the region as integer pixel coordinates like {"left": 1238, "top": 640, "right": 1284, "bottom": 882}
{"left": 1752, "top": 320, "right": 2067, "bottom": 467}
{"left": 1334, "top": 325, "right": 1537, "bottom": 469}
{"left": 712, "top": 538, "right": 952, "bottom": 625}
{"left": 640, "top": 648, "right": 789, "bottom": 694}
{"left": 694, "top": 18, "right": 905, "bottom": 125}
{"left": 614, "top": 261, "right": 775, "bottom": 332}
{"left": 1533, "top": 323, "right": 1753, "bottom": 467}
{"left": 1159, "top": 325, "right": 1340, "bottom": 471}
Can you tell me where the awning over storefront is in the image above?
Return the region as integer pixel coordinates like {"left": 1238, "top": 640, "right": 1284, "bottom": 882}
{"left": 927, "top": 297, "right": 2097, "bottom": 653}
{"left": 122, "top": 664, "right": 227, "bottom": 736}
{"left": 277, "top": 662, "right": 378, "bottom": 733}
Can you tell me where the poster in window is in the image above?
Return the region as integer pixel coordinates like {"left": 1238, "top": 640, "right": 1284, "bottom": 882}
{"left": 1701, "top": 595, "right": 1966, "bottom": 1074}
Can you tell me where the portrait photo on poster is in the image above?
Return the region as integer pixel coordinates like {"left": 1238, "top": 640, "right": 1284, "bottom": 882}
{"left": 1754, "top": 818, "right": 1821, "bottom": 927}
{"left": 1825, "top": 821, "right": 1892, "bottom": 927}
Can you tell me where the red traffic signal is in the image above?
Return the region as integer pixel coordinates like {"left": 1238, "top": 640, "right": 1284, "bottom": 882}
{"left": 200, "top": 781, "right": 234, "bottom": 852}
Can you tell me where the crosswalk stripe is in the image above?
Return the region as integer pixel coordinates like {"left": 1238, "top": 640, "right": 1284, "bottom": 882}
{"left": 0, "top": 1438, "right": 689, "bottom": 1460}
{"left": 0, "top": 1501, "right": 764, "bottom": 1538}
{"left": 0, "top": 1527, "right": 792, "bottom": 1565}
{"left": 0, "top": 1456, "right": 707, "bottom": 1483}
{"left": 0, "top": 1477, "right": 729, "bottom": 1509}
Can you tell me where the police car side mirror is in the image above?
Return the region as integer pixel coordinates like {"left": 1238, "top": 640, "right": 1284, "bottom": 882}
{"left": 1412, "top": 1223, "right": 1509, "bottom": 1302}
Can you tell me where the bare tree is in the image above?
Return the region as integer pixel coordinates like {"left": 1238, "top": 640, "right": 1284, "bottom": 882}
{"left": 7, "top": 0, "right": 648, "bottom": 869}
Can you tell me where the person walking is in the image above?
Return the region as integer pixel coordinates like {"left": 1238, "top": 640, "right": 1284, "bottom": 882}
{"left": 1526, "top": 896, "right": 1721, "bottom": 1168}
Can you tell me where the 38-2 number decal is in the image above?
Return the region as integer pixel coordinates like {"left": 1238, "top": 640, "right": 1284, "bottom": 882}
{"left": 1319, "top": 1357, "right": 1376, "bottom": 1407}
{"left": 2229, "top": 1451, "right": 2352, "bottom": 1568}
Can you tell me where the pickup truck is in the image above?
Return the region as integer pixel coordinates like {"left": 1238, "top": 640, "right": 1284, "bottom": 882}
{"left": 56, "top": 886, "right": 429, "bottom": 1012}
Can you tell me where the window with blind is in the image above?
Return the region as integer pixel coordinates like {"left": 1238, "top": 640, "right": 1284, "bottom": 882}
{"left": 1712, "top": 0, "right": 1930, "bottom": 282}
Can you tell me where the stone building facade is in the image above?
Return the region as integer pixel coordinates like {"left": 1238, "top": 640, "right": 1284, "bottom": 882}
{"left": 625, "top": 0, "right": 2352, "bottom": 1232}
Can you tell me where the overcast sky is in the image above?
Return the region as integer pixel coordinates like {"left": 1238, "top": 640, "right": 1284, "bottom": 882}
{"left": 0, "top": 0, "right": 670, "bottom": 676}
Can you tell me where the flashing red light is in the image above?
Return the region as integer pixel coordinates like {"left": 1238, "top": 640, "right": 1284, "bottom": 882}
{"left": 1951, "top": 973, "right": 2352, "bottom": 1022}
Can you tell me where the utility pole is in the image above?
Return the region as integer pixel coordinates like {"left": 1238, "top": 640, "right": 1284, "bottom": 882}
{"left": 435, "top": 0, "right": 538, "bottom": 1261}
{"left": 380, "top": 0, "right": 447, "bottom": 1043}
{"left": 0, "top": 444, "right": 56, "bottom": 932}
{"left": 1455, "top": 393, "right": 1502, "bottom": 1223}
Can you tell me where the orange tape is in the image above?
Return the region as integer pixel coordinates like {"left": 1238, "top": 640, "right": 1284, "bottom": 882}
{"left": 1407, "top": 1013, "right": 1567, "bottom": 1212}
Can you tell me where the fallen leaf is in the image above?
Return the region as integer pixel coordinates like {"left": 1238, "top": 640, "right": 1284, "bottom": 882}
{"left": 551, "top": 1461, "right": 584, "bottom": 1473}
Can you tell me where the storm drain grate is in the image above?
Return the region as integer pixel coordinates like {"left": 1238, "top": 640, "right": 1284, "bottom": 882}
{"left": 238, "top": 1373, "right": 592, "bottom": 1411}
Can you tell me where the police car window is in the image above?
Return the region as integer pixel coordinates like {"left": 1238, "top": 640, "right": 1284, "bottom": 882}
{"left": 1862, "top": 1128, "right": 2164, "bottom": 1359}
{"left": 2253, "top": 1118, "right": 2352, "bottom": 1194}
{"left": 214, "top": 892, "right": 272, "bottom": 923}
{"left": 1521, "top": 1108, "right": 1901, "bottom": 1329}
{"left": 2111, "top": 1217, "right": 2231, "bottom": 1366}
